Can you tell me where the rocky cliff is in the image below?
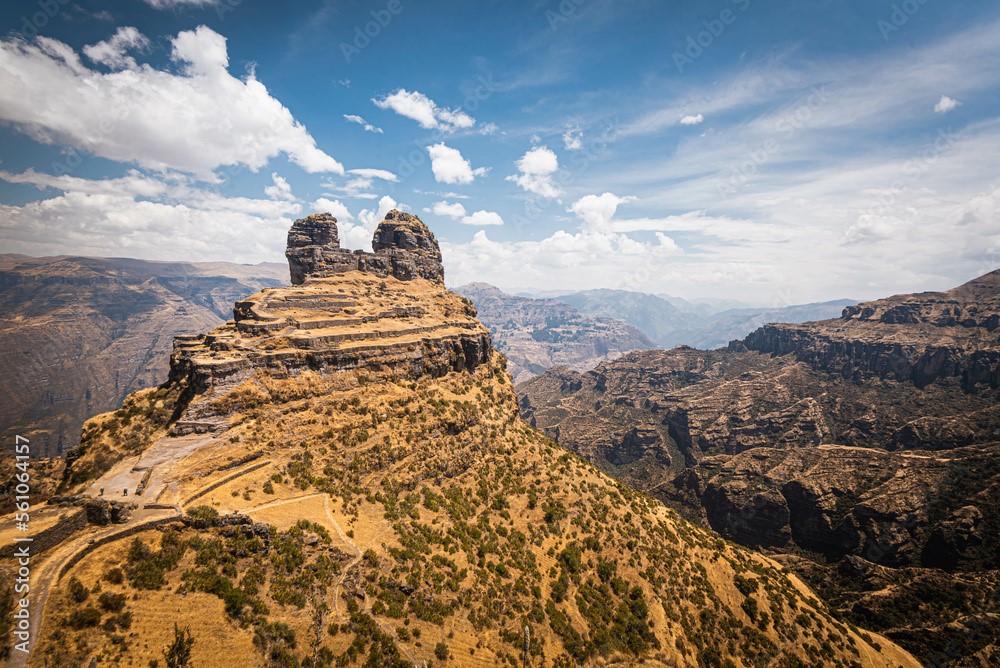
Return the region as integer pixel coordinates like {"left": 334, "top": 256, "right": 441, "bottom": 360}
{"left": 454, "top": 282, "right": 654, "bottom": 383}
{"left": 8, "top": 212, "right": 913, "bottom": 668}
{"left": 741, "top": 269, "right": 1000, "bottom": 389}
{"left": 519, "top": 269, "right": 1000, "bottom": 665}
{"left": 286, "top": 210, "right": 444, "bottom": 285}
{"left": 0, "top": 255, "right": 285, "bottom": 457}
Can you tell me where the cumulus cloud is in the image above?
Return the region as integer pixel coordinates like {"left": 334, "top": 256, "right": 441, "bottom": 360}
{"left": 343, "top": 114, "right": 383, "bottom": 134}
{"left": 679, "top": 113, "right": 704, "bottom": 125}
{"left": 568, "top": 193, "right": 636, "bottom": 232}
{"left": 460, "top": 210, "right": 504, "bottom": 226}
{"left": 934, "top": 95, "right": 959, "bottom": 113}
{"left": 372, "top": 89, "right": 475, "bottom": 132}
{"left": 0, "top": 169, "right": 299, "bottom": 262}
{"left": 311, "top": 197, "right": 354, "bottom": 222}
{"left": 439, "top": 194, "right": 687, "bottom": 289}
{"left": 82, "top": 26, "right": 149, "bottom": 70}
{"left": 562, "top": 126, "right": 583, "bottom": 150}
{"left": 506, "top": 146, "right": 562, "bottom": 199}
{"left": 426, "top": 143, "right": 488, "bottom": 184}
{"left": 427, "top": 201, "right": 467, "bottom": 219}
{"left": 0, "top": 26, "right": 343, "bottom": 179}
{"left": 264, "top": 173, "right": 294, "bottom": 201}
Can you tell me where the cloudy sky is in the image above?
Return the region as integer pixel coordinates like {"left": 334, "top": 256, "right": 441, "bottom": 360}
{"left": 0, "top": 0, "right": 998, "bottom": 303}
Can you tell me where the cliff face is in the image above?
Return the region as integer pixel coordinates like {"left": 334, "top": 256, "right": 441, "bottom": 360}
{"left": 454, "top": 282, "right": 654, "bottom": 383}
{"left": 741, "top": 269, "right": 1000, "bottom": 390}
{"left": 0, "top": 255, "right": 285, "bottom": 456}
{"left": 24, "top": 212, "right": 912, "bottom": 668}
{"left": 286, "top": 210, "right": 444, "bottom": 285}
{"left": 519, "top": 269, "right": 1000, "bottom": 665}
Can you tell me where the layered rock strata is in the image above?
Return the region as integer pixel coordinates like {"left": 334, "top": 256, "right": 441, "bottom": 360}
{"left": 169, "top": 211, "right": 490, "bottom": 430}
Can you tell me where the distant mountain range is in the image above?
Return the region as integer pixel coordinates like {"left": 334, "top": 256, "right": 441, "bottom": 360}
{"left": 519, "top": 268, "right": 1000, "bottom": 664}
{"left": 457, "top": 283, "right": 857, "bottom": 376}
{"left": 0, "top": 254, "right": 286, "bottom": 456}
{"left": 453, "top": 283, "right": 654, "bottom": 383}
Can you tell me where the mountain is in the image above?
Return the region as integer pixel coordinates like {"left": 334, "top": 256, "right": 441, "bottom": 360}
{"left": 557, "top": 288, "right": 857, "bottom": 349}
{"left": 555, "top": 289, "right": 691, "bottom": 345}
{"left": 453, "top": 283, "right": 654, "bottom": 383}
{"left": 518, "top": 269, "right": 1000, "bottom": 665}
{"left": 0, "top": 212, "right": 914, "bottom": 667}
{"left": 0, "top": 254, "right": 286, "bottom": 457}
{"left": 684, "top": 300, "right": 858, "bottom": 349}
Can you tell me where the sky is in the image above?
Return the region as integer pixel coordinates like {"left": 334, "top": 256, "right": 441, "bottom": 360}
{"left": 0, "top": 0, "right": 998, "bottom": 304}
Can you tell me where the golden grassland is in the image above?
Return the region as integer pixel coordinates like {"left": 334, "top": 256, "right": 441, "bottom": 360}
{"left": 35, "top": 346, "right": 917, "bottom": 667}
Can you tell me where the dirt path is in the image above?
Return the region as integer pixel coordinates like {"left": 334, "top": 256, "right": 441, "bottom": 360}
{"left": 7, "top": 507, "right": 180, "bottom": 668}
{"left": 243, "top": 493, "right": 416, "bottom": 665}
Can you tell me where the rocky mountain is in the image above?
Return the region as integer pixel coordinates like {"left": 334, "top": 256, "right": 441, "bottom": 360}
{"left": 0, "top": 212, "right": 914, "bottom": 668}
{"left": 0, "top": 254, "right": 286, "bottom": 457}
{"left": 453, "top": 282, "right": 654, "bottom": 383}
{"left": 519, "top": 269, "right": 1000, "bottom": 666}
{"left": 467, "top": 285, "right": 856, "bottom": 360}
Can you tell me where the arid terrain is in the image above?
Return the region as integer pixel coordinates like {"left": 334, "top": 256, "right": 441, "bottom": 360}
{"left": 0, "top": 213, "right": 918, "bottom": 667}
{"left": 519, "top": 269, "right": 1000, "bottom": 666}
{"left": 0, "top": 255, "right": 286, "bottom": 457}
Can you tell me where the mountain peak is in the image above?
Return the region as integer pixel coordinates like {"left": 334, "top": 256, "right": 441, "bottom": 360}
{"left": 286, "top": 210, "right": 444, "bottom": 285}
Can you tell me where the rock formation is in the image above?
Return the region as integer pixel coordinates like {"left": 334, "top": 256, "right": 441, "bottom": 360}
{"left": 286, "top": 210, "right": 444, "bottom": 285}
{"left": 29, "top": 211, "right": 915, "bottom": 668}
{"left": 519, "top": 268, "right": 1000, "bottom": 665}
{"left": 166, "top": 211, "right": 487, "bottom": 435}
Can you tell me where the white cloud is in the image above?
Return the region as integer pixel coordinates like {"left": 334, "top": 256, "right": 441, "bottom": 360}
{"left": 311, "top": 197, "right": 354, "bottom": 222}
{"left": 321, "top": 168, "right": 397, "bottom": 200}
{"left": 372, "top": 89, "right": 475, "bottom": 132}
{"left": 0, "top": 167, "right": 168, "bottom": 198}
{"left": 426, "top": 143, "right": 488, "bottom": 184}
{"left": 82, "top": 27, "right": 149, "bottom": 70}
{"left": 413, "top": 189, "right": 470, "bottom": 200}
{"left": 427, "top": 201, "right": 467, "bottom": 219}
{"left": 568, "top": 193, "right": 636, "bottom": 232}
{"left": 0, "top": 27, "right": 343, "bottom": 179}
{"left": 562, "top": 126, "right": 583, "bottom": 150}
{"left": 460, "top": 210, "right": 504, "bottom": 227}
{"left": 479, "top": 122, "right": 499, "bottom": 136}
{"left": 343, "top": 114, "right": 383, "bottom": 134}
{"left": 679, "top": 113, "right": 704, "bottom": 126}
{"left": 506, "top": 146, "right": 562, "bottom": 199}
{"left": 332, "top": 195, "right": 398, "bottom": 250}
{"left": 934, "top": 95, "right": 959, "bottom": 113}
{"left": 0, "top": 169, "right": 299, "bottom": 262}
{"left": 264, "top": 173, "right": 294, "bottom": 201}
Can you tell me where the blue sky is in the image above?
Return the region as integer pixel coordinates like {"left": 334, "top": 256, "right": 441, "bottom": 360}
{"left": 0, "top": 0, "right": 998, "bottom": 302}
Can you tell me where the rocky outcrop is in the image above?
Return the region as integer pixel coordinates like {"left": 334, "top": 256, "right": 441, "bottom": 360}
{"left": 286, "top": 210, "right": 444, "bottom": 285}
{"left": 518, "top": 269, "right": 1000, "bottom": 666}
{"left": 167, "top": 212, "right": 491, "bottom": 427}
{"left": 742, "top": 269, "right": 1000, "bottom": 389}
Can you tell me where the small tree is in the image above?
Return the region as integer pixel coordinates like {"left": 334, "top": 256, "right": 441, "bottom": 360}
{"left": 163, "top": 624, "right": 195, "bottom": 668}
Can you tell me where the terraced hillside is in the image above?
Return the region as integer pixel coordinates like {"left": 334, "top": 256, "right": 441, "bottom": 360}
{"left": 0, "top": 212, "right": 914, "bottom": 668}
